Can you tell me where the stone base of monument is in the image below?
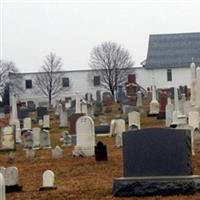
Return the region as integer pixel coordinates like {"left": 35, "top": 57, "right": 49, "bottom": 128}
{"left": 39, "top": 186, "right": 57, "bottom": 191}
{"left": 72, "top": 146, "right": 94, "bottom": 157}
{"left": 113, "top": 175, "right": 200, "bottom": 197}
{"left": 6, "top": 185, "right": 23, "bottom": 193}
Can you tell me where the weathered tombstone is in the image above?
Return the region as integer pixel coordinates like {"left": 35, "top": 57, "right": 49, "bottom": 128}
{"left": 110, "top": 119, "right": 116, "bottom": 136}
{"left": 52, "top": 146, "right": 63, "bottom": 159}
{"left": 5, "top": 167, "right": 22, "bottom": 192}
{"left": 73, "top": 116, "right": 95, "bottom": 156}
{"left": 32, "top": 127, "right": 40, "bottom": 149}
{"left": 23, "top": 130, "right": 33, "bottom": 149}
{"left": 95, "top": 141, "right": 108, "bottom": 161}
{"left": 22, "top": 117, "right": 31, "bottom": 131}
{"left": 13, "top": 120, "right": 22, "bottom": 144}
{"left": 149, "top": 86, "right": 159, "bottom": 115}
{"left": 69, "top": 113, "right": 85, "bottom": 134}
{"left": 136, "top": 91, "right": 142, "bottom": 110}
{"left": 39, "top": 170, "right": 56, "bottom": 191}
{"left": 9, "top": 94, "right": 18, "bottom": 125}
{"left": 60, "top": 131, "right": 72, "bottom": 146}
{"left": 37, "top": 107, "right": 48, "bottom": 121}
{"left": 114, "top": 119, "right": 125, "bottom": 148}
{"left": 128, "top": 111, "right": 140, "bottom": 130}
{"left": 43, "top": 115, "right": 50, "bottom": 129}
{"left": 38, "top": 119, "right": 43, "bottom": 126}
{"left": 40, "top": 129, "right": 51, "bottom": 149}
{"left": 1, "top": 126, "right": 15, "bottom": 151}
{"left": 158, "top": 91, "right": 168, "bottom": 119}
{"left": 0, "top": 173, "right": 5, "bottom": 200}
{"left": 179, "top": 93, "right": 186, "bottom": 115}
{"left": 165, "top": 97, "right": 173, "bottom": 127}
{"left": 58, "top": 104, "right": 68, "bottom": 128}
{"left": 113, "top": 128, "right": 200, "bottom": 196}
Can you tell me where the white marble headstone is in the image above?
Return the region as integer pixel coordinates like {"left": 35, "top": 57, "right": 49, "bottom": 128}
{"left": 2, "top": 126, "right": 15, "bottom": 150}
{"left": 73, "top": 116, "right": 95, "bottom": 156}
{"left": 5, "top": 167, "right": 18, "bottom": 186}
{"left": 42, "top": 170, "right": 55, "bottom": 187}
{"left": 114, "top": 119, "right": 125, "bottom": 148}
{"left": 22, "top": 117, "right": 31, "bottom": 131}
{"left": 128, "top": 111, "right": 140, "bottom": 129}
{"left": 188, "top": 111, "right": 200, "bottom": 130}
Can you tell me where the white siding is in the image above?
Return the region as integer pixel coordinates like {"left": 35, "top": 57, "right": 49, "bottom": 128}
{"left": 135, "top": 67, "right": 191, "bottom": 89}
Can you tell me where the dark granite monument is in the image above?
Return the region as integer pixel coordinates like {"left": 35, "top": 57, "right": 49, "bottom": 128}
{"left": 113, "top": 128, "right": 200, "bottom": 196}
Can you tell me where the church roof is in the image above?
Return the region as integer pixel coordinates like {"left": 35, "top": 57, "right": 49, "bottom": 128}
{"left": 145, "top": 32, "right": 200, "bottom": 69}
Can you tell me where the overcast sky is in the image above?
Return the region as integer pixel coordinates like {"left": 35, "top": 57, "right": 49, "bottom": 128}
{"left": 1, "top": 0, "right": 200, "bottom": 72}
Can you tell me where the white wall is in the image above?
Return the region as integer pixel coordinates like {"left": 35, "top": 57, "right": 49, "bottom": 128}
{"left": 135, "top": 67, "right": 191, "bottom": 89}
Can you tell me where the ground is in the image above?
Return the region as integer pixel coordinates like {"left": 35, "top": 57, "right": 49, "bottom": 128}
{"left": 1, "top": 103, "right": 200, "bottom": 200}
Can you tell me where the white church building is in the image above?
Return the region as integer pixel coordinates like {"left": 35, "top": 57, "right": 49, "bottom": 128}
{"left": 9, "top": 32, "right": 200, "bottom": 105}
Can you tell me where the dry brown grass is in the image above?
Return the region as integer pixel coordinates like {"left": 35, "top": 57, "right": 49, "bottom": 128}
{"left": 1, "top": 103, "right": 200, "bottom": 200}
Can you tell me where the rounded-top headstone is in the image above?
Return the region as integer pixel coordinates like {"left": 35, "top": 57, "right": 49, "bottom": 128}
{"left": 43, "top": 170, "right": 55, "bottom": 187}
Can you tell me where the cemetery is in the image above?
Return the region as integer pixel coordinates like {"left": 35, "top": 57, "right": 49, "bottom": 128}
{"left": 2, "top": 69, "right": 200, "bottom": 200}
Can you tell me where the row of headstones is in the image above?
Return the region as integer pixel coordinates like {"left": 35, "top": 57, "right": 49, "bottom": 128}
{"left": 0, "top": 167, "right": 56, "bottom": 198}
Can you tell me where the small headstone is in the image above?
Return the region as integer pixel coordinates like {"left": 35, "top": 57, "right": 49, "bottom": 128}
{"left": 39, "top": 119, "right": 43, "bottom": 126}
{"left": 5, "top": 166, "right": 22, "bottom": 192}
{"left": 52, "top": 146, "right": 63, "bottom": 159}
{"left": 22, "top": 117, "right": 31, "bottom": 131}
{"left": 43, "top": 115, "right": 50, "bottom": 129}
{"left": 165, "top": 97, "right": 173, "bottom": 127}
{"left": 40, "top": 129, "right": 51, "bottom": 149}
{"left": 32, "top": 127, "right": 40, "bottom": 149}
{"left": 23, "top": 130, "right": 33, "bottom": 149}
{"left": 95, "top": 141, "right": 108, "bottom": 161}
{"left": 39, "top": 170, "right": 56, "bottom": 191}
{"left": 60, "top": 131, "right": 72, "bottom": 146}
{"left": 115, "top": 119, "right": 125, "bottom": 148}
{"left": 1, "top": 126, "right": 15, "bottom": 151}
{"left": 128, "top": 111, "right": 140, "bottom": 129}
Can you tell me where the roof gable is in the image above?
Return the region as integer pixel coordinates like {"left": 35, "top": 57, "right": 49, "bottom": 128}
{"left": 145, "top": 32, "right": 200, "bottom": 69}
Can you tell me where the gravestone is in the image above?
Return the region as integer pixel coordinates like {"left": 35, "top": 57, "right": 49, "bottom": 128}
{"left": 14, "top": 120, "right": 22, "bottom": 144}
{"left": 165, "top": 97, "right": 173, "bottom": 127}
{"left": 95, "top": 141, "right": 108, "bottom": 161}
{"left": 149, "top": 86, "right": 159, "bottom": 115}
{"left": 5, "top": 167, "right": 22, "bottom": 192}
{"left": 39, "top": 119, "right": 43, "bottom": 126}
{"left": 136, "top": 91, "right": 142, "bottom": 110}
{"left": 114, "top": 119, "right": 125, "bottom": 148}
{"left": 1, "top": 126, "right": 15, "bottom": 151}
{"left": 43, "top": 115, "right": 50, "bottom": 129}
{"left": 37, "top": 107, "right": 48, "bottom": 120}
{"left": 81, "top": 99, "right": 88, "bottom": 115}
{"left": 75, "top": 92, "right": 81, "bottom": 113}
{"left": 58, "top": 104, "right": 68, "bottom": 128}
{"left": 113, "top": 128, "right": 200, "bottom": 196}
{"left": 32, "top": 127, "right": 40, "bottom": 149}
{"left": 23, "top": 130, "right": 33, "bottom": 149}
{"left": 110, "top": 119, "right": 117, "bottom": 136}
{"left": 0, "top": 167, "right": 6, "bottom": 178}
{"left": 73, "top": 116, "right": 95, "bottom": 156}
{"left": 0, "top": 173, "right": 5, "bottom": 200}
{"left": 39, "top": 170, "right": 56, "bottom": 191}
{"left": 60, "top": 131, "right": 72, "bottom": 146}
{"left": 40, "top": 129, "right": 51, "bottom": 149}
{"left": 22, "top": 117, "right": 31, "bottom": 131}
{"left": 27, "top": 101, "right": 36, "bottom": 112}
{"left": 190, "top": 61, "right": 197, "bottom": 106}
{"left": 52, "top": 146, "right": 63, "bottom": 159}
{"left": 128, "top": 111, "right": 140, "bottom": 129}
{"left": 69, "top": 113, "right": 85, "bottom": 134}
{"left": 158, "top": 91, "right": 168, "bottom": 119}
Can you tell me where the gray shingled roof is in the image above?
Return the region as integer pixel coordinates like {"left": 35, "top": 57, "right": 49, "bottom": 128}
{"left": 145, "top": 32, "right": 200, "bottom": 69}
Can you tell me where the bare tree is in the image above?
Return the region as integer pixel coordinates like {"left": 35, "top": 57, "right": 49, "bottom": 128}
{"left": 89, "top": 41, "right": 134, "bottom": 98}
{"left": 0, "top": 60, "right": 20, "bottom": 105}
{"left": 35, "top": 52, "right": 64, "bottom": 107}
